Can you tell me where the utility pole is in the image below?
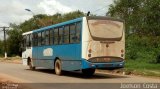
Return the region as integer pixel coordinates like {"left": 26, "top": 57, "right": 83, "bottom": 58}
{"left": 0, "top": 27, "right": 9, "bottom": 59}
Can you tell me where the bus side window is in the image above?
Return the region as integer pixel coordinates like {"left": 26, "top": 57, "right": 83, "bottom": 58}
{"left": 75, "top": 22, "right": 81, "bottom": 43}
{"left": 64, "top": 25, "right": 69, "bottom": 44}
{"left": 23, "top": 35, "right": 26, "bottom": 47}
{"left": 26, "top": 34, "right": 31, "bottom": 47}
{"left": 38, "top": 32, "right": 41, "bottom": 46}
{"left": 30, "top": 34, "right": 33, "bottom": 46}
{"left": 70, "top": 24, "right": 76, "bottom": 43}
{"left": 21, "top": 35, "right": 26, "bottom": 51}
{"left": 59, "top": 27, "right": 63, "bottom": 44}
{"left": 54, "top": 28, "right": 59, "bottom": 45}
{"left": 49, "top": 29, "right": 54, "bottom": 45}
{"left": 33, "top": 33, "right": 38, "bottom": 46}
{"left": 41, "top": 31, "right": 45, "bottom": 45}
{"left": 45, "top": 30, "right": 50, "bottom": 45}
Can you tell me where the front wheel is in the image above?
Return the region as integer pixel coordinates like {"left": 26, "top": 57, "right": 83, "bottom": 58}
{"left": 28, "top": 59, "right": 35, "bottom": 70}
{"left": 54, "top": 59, "right": 62, "bottom": 75}
{"left": 82, "top": 68, "right": 95, "bottom": 76}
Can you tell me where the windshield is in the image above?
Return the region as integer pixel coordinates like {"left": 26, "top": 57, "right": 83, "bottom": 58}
{"left": 88, "top": 19, "right": 124, "bottom": 40}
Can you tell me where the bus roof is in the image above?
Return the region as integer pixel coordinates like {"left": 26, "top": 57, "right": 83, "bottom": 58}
{"left": 22, "top": 16, "right": 124, "bottom": 35}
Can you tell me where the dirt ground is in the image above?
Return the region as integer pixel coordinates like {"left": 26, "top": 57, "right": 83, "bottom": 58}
{"left": 0, "top": 74, "right": 30, "bottom": 89}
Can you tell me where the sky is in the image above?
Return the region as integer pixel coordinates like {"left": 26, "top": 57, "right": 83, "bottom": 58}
{"left": 0, "top": 0, "right": 113, "bottom": 38}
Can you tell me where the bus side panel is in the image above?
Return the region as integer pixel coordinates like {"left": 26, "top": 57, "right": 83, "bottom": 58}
{"left": 32, "top": 46, "right": 55, "bottom": 69}
{"left": 54, "top": 44, "right": 82, "bottom": 71}
{"left": 32, "top": 44, "right": 82, "bottom": 70}
{"left": 33, "top": 46, "right": 54, "bottom": 69}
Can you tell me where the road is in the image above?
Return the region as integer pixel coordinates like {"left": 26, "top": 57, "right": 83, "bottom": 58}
{"left": 0, "top": 62, "right": 159, "bottom": 89}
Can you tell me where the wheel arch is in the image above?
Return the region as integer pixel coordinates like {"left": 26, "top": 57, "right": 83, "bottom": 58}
{"left": 54, "top": 57, "right": 60, "bottom": 66}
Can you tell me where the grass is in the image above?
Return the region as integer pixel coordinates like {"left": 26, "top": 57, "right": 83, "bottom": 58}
{"left": 125, "top": 59, "right": 160, "bottom": 77}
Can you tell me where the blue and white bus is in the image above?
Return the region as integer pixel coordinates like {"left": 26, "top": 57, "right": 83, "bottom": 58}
{"left": 22, "top": 16, "right": 125, "bottom": 76}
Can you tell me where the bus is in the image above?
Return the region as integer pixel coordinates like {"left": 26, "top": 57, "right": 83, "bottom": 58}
{"left": 22, "top": 16, "right": 125, "bottom": 76}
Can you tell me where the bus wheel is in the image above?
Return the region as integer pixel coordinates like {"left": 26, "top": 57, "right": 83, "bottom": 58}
{"left": 28, "top": 59, "right": 35, "bottom": 70}
{"left": 55, "top": 59, "right": 62, "bottom": 75}
{"left": 82, "top": 68, "right": 95, "bottom": 76}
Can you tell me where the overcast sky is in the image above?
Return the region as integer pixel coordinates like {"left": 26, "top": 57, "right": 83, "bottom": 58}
{"left": 0, "top": 0, "right": 113, "bottom": 38}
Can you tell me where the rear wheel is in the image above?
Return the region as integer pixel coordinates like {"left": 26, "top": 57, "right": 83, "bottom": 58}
{"left": 28, "top": 59, "right": 35, "bottom": 70}
{"left": 82, "top": 68, "right": 95, "bottom": 76}
{"left": 54, "top": 59, "right": 62, "bottom": 75}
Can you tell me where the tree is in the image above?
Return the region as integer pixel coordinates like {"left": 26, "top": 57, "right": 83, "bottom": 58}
{"left": 7, "top": 23, "right": 22, "bottom": 56}
{"left": 107, "top": 0, "right": 160, "bottom": 36}
{"left": 107, "top": 0, "right": 160, "bottom": 63}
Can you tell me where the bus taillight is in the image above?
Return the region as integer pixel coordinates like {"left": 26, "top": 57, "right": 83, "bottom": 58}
{"left": 88, "top": 49, "right": 92, "bottom": 53}
{"left": 121, "top": 54, "right": 124, "bottom": 57}
{"left": 88, "top": 54, "right": 91, "bottom": 57}
{"left": 121, "top": 49, "right": 124, "bottom": 53}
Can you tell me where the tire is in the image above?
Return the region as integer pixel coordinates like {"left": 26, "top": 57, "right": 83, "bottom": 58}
{"left": 54, "top": 59, "right": 62, "bottom": 75}
{"left": 82, "top": 68, "right": 95, "bottom": 76}
{"left": 28, "top": 59, "right": 35, "bottom": 70}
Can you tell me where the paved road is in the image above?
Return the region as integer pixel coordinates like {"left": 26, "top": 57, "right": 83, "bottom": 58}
{"left": 0, "top": 62, "right": 159, "bottom": 89}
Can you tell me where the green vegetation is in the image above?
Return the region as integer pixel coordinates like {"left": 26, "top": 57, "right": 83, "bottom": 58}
{"left": 125, "top": 60, "right": 160, "bottom": 77}
{"left": 108, "top": 0, "right": 160, "bottom": 77}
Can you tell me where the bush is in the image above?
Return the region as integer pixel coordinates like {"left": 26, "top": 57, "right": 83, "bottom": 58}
{"left": 126, "top": 35, "right": 160, "bottom": 64}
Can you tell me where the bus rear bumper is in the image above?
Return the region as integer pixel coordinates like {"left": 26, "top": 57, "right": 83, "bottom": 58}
{"left": 82, "top": 60, "right": 124, "bottom": 70}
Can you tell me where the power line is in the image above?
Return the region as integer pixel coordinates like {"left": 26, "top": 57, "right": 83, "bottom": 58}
{"left": 91, "top": 5, "right": 109, "bottom": 14}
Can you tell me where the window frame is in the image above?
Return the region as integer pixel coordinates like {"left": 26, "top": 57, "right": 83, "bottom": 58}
{"left": 58, "top": 26, "right": 64, "bottom": 45}
{"left": 45, "top": 30, "right": 50, "bottom": 45}
{"left": 63, "top": 25, "right": 70, "bottom": 44}
{"left": 38, "top": 32, "right": 42, "bottom": 46}
{"left": 54, "top": 28, "right": 59, "bottom": 45}
{"left": 49, "top": 28, "right": 54, "bottom": 45}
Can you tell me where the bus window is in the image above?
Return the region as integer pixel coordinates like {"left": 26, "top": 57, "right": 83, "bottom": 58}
{"left": 30, "top": 34, "right": 33, "bottom": 46}
{"left": 59, "top": 27, "right": 63, "bottom": 44}
{"left": 38, "top": 32, "right": 41, "bottom": 46}
{"left": 33, "top": 33, "right": 38, "bottom": 46}
{"left": 41, "top": 31, "right": 45, "bottom": 45}
{"left": 45, "top": 30, "right": 50, "bottom": 45}
{"left": 22, "top": 35, "right": 26, "bottom": 48}
{"left": 54, "top": 28, "right": 59, "bottom": 45}
{"left": 70, "top": 24, "right": 76, "bottom": 43}
{"left": 26, "top": 34, "right": 31, "bottom": 47}
{"left": 49, "top": 29, "right": 54, "bottom": 45}
{"left": 75, "top": 22, "right": 81, "bottom": 43}
{"left": 64, "top": 25, "right": 69, "bottom": 44}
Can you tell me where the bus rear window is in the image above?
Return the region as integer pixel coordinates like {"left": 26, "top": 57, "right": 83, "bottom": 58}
{"left": 88, "top": 19, "right": 124, "bottom": 40}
